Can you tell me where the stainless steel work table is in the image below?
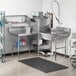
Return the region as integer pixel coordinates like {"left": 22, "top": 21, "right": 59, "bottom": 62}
{"left": 51, "top": 31, "right": 70, "bottom": 60}
{"left": 9, "top": 31, "right": 38, "bottom": 59}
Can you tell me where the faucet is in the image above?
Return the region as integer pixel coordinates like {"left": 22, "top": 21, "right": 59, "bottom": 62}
{"left": 51, "top": 0, "right": 62, "bottom": 25}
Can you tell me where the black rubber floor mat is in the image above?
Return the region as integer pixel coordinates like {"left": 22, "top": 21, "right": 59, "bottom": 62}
{"left": 19, "top": 57, "right": 68, "bottom": 73}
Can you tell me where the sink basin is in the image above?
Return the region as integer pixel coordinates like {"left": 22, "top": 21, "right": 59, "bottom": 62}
{"left": 51, "top": 27, "right": 71, "bottom": 40}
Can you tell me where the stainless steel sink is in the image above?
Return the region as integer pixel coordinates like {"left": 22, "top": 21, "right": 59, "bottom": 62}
{"left": 51, "top": 27, "right": 71, "bottom": 41}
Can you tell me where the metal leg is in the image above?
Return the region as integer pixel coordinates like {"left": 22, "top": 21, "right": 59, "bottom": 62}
{"left": 27, "top": 37, "right": 30, "bottom": 56}
{"left": 65, "top": 39, "right": 67, "bottom": 58}
{"left": 0, "top": 49, "right": 2, "bottom": 59}
{"left": 49, "top": 39, "right": 53, "bottom": 55}
{"left": 3, "top": 12, "right": 6, "bottom": 63}
{"left": 38, "top": 47, "right": 39, "bottom": 56}
{"left": 18, "top": 36, "right": 20, "bottom": 59}
{"left": 65, "top": 39, "right": 68, "bottom": 58}
{"left": 51, "top": 40, "right": 53, "bottom": 55}
{"left": 38, "top": 34, "right": 39, "bottom": 56}
{"left": 11, "top": 35, "right": 13, "bottom": 56}
{"left": 55, "top": 42, "right": 56, "bottom": 60}
{"left": 3, "top": 37, "right": 6, "bottom": 63}
{"left": 70, "top": 39, "right": 71, "bottom": 61}
{"left": 67, "top": 39, "right": 68, "bottom": 57}
{"left": 29, "top": 45, "right": 30, "bottom": 57}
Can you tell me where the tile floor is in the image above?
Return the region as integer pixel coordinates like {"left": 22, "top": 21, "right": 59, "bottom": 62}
{"left": 0, "top": 52, "right": 76, "bottom": 76}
